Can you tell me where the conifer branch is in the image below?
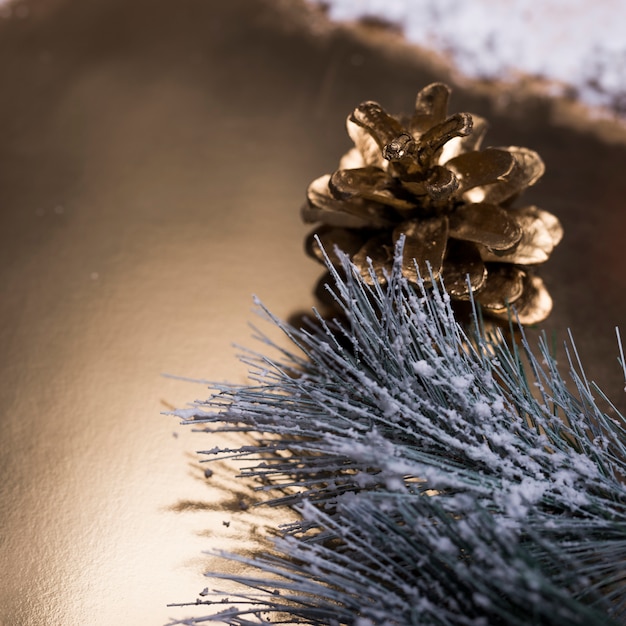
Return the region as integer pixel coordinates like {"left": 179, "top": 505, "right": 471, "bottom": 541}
{"left": 170, "top": 242, "right": 626, "bottom": 625}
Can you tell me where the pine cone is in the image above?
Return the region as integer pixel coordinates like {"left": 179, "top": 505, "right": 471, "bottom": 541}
{"left": 302, "top": 83, "right": 563, "bottom": 324}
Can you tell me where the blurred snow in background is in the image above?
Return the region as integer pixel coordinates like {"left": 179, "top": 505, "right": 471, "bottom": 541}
{"left": 309, "top": 0, "right": 626, "bottom": 117}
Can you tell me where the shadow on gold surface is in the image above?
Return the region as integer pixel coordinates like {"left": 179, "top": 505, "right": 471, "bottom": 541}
{"left": 0, "top": 0, "right": 625, "bottom": 624}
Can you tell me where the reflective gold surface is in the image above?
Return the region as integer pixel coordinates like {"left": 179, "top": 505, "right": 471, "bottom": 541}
{"left": 1, "top": 1, "right": 625, "bottom": 624}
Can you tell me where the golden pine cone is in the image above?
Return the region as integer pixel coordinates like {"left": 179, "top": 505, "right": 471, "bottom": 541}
{"left": 302, "top": 83, "right": 563, "bottom": 324}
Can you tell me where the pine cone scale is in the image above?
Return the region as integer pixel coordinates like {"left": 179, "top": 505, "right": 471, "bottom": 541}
{"left": 303, "top": 174, "right": 394, "bottom": 229}
{"left": 418, "top": 112, "right": 473, "bottom": 163}
{"left": 352, "top": 233, "right": 393, "bottom": 285}
{"left": 411, "top": 82, "right": 451, "bottom": 133}
{"left": 394, "top": 217, "right": 448, "bottom": 282}
{"left": 477, "top": 206, "right": 563, "bottom": 265}
{"left": 446, "top": 148, "right": 515, "bottom": 193}
{"left": 479, "top": 147, "right": 545, "bottom": 205}
{"left": 448, "top": 203, "right": 522, "bottom": 251}
{"left": 350, "top": 101, "right": 405, "bottom": 149}
{"left": 475, "top": 264, "right": 526, "bottom": 310}
{"left": 442, "top": 240, "right": 487, "bottom": 297}
{"left": 329, "top": 167, "right": 414, "bottom": 211}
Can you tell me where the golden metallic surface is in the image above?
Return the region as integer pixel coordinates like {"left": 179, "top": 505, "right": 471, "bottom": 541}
{"left": 1, "top": 1, "right": 626, "bottom": 624}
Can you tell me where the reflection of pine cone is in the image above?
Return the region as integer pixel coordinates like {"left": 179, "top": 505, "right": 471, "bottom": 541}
{"left": 302, "top": 83, "right": 563, "bottom": 324}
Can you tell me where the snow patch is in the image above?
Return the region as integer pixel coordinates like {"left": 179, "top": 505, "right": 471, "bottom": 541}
{"left": 309, "top": 0, "right": 626, "bottom": 117}
{"left": 413, "top": 360, "right": 435, "bottom": 377}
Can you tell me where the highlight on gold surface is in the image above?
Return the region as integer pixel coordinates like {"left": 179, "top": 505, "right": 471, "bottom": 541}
{"left": 302, "top": 83, "right": 563, "bottom": 324}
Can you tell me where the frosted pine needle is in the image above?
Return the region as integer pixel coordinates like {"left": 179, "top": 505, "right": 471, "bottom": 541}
{"left": 170, "top": 241, "right": 626, "bottom": 625}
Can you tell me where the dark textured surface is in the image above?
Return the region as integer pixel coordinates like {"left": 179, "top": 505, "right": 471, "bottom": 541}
{"left": 1, "top": 1, "right": 625, "bottom": 624}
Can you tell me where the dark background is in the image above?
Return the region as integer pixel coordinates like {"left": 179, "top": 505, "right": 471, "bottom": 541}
{"left": 1, "top": 1, "right": 625, "bottom": 623}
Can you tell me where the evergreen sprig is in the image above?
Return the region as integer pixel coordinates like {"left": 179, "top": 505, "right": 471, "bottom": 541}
{"left": 170, "top": 241, "right": 626, "bottom": 625}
